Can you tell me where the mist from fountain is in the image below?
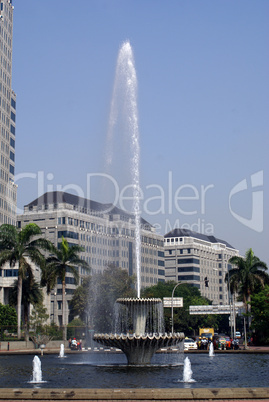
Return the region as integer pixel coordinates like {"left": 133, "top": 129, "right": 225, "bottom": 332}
{"left": 114, "top": 298, "right": 164, "bottom": 335}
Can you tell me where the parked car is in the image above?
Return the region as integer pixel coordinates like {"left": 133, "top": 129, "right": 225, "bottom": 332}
{"left": 184, "top": 338, "right": 198, "bottom": 350}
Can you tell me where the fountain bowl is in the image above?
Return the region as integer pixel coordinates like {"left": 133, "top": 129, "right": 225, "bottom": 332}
{"left": 93, "top": 297, "right": 184, "bottom": 365}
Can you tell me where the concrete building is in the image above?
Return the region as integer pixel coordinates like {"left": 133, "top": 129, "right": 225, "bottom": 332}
{"left": 0, "top": 0, "right": 17, "bottom": 305}
{"left": 17, "top": 191, "right": 165, "bottom": 325}
{"left": 164, "top": 228, "right": 239, "bottom": 305}
{"left": 0, "top": 0, "right": 17, "bottom": 226}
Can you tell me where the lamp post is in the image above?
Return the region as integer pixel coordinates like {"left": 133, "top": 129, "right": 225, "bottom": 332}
{"left": 171, "top": 282, "right": 182, "bottom": 334}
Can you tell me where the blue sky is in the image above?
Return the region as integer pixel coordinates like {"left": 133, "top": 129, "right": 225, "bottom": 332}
{"left": 12, "top": 0, "right": 268, "bottom": 264}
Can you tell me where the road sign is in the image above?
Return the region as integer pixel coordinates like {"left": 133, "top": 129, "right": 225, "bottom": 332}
{"left": 189, "top": 303, "right": 243, "bottom": 315}
{"left": 163, "top": 297, "right": 183, "bottom": 308}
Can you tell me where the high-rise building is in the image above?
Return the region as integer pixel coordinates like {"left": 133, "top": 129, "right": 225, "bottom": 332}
{"left": 164, "top": 228, "right": 239, "bottom": 305}
{"left": 0, "top": 0, "right": 17, "bottom": 226}
{"left": 17, "top": 191, "right": 165, "bottom": 325}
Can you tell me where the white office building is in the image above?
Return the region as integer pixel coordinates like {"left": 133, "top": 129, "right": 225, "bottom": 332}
{"left": 164, "top": 228, "right": 239, "bottom": 304}
{"left": 16, "top": 191, "right": 165, "bottom": 325}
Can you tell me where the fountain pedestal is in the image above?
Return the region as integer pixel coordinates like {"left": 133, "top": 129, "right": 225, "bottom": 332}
{"left": 93, "top": 298, "right": 184, "bottom": 365}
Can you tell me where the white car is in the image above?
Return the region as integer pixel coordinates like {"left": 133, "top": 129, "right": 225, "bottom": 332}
{"left": 184, "top": 338, "right": 198, "bottom": 350}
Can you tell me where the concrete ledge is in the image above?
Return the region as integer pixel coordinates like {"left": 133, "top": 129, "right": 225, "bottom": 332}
{"left": 0, "top": 388, "right": 268, "bottom": 400}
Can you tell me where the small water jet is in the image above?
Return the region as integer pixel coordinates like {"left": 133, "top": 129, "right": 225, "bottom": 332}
{"left": 59, "top": 343, "right": 65, "bottom": 358}
{"left": 30, "top": 356, "right": 43, "bottom": 383}
{"left": 183, "top": 356, "right": 195, "bottom": 383}
{"left": 209, "top": 342, "right": 215, "bottom": 357}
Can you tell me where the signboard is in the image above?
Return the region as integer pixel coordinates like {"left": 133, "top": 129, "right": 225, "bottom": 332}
{"left": 189, "top": 303, "right": 243, "bottom": 315}
{"left": 163, "top": 297, "right": 183, "bottom": 308}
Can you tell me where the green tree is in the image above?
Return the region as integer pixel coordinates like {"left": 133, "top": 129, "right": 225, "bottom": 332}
{"left": 67, "top": 317, "right": 85, "bottom": 340}
{"left": 30, "top": 302, "right": 50, "bottom": 334}
{"left": 69, "top": 276, "right": 91, "bottom": 323}
{"left": 0, "top": 223, "right": 49, "bottom": 339}
{"left": 0, "top": 303, "right": 17, "bottom": 327}
{"left": 249, "top": 285, "right": 269, "bottom": 345}
{"left": 41, "top": 237, "right": 90, "bottom": 339}
{"left": 9, "top": 277, "right": 43, "bottom": 341}
{"left": 141, "top": 281, "right": 217, "bottom": 336}
{"left": 226, "top": 248, "right": 269, "bottom": 330}
{"left": 89, "top": 265, "right": 136, "bottom": 332}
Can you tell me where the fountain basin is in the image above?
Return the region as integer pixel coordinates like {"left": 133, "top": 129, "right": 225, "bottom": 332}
{"left": 94, "top": 332, "right": 184, "bottom": 365}
{"left": 93, "top": 297, "right": 184, "bottom": 364}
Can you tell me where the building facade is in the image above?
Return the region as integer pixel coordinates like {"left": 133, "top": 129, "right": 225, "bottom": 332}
{"left": 17, "top": 191, "right": 165, "bottom": 325}
{"left": 164, "top": 228, "right": 239, "bottom": 305}
{"left": 0, "top": 0, "right": 17, "bottom": 306}
{"left": 0, "top": 0, "right": 17, "bottom": 226}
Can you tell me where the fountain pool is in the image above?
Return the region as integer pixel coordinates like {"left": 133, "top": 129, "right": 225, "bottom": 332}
{"left": 0, "top": 353, "right": 268, "bottom": 389}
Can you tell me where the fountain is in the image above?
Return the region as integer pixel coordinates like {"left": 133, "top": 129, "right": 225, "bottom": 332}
{"left": 30, "top": 356, "right": 43, "bottom": 384}
{"left": 93, "top": 41, "right": 185, "bottom": 365}
{"left": 94, "top": 298, "right": 184, "bottom": 365}
{"left": 59, "top": 343, "right": 65, "bottom": 358}
{"left": 209, "top": 342, "right": 215, "bottom": 357}
{"left": 183, "top": 357, "right": 195, "bottom": 383}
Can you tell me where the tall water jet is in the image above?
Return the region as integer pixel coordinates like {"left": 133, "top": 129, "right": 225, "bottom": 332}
{"left": 105, "top": 41, "right": 141, "bottom": 297}
{"left": 93, "top": 42, "right": 185, "bottom": 365}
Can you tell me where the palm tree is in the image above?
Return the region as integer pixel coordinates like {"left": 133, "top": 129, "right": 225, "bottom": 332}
{"left": 9, "top": 276, "right": 43, "bottom": 341}
{"left": 0, "top": 223, "right": 49, "bottom": 339}
{"left": 41, "top": 237, "right": 90, "bottom": 339}
{"left": 225, "top": 248, "right": 269, "bottom": 332}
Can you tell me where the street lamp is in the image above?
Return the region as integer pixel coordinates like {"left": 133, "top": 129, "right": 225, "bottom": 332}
{"left": 171, "top": 282, "right": 182, "bottom": 334}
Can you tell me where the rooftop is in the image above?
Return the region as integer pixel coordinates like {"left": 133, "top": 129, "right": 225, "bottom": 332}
{"left": 25, "top": 191, "right": 151, "bottom": 227}
{"left": 164, "top": 228, "right": 235, "bottom": 249}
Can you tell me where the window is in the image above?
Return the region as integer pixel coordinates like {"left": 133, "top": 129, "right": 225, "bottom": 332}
{"left": 11, "top": 111, "right": 16, "bottom": 122}
{"left": 10, "top": 137, "right": 15, "bottom": 148}
{"left": 10, "top": 124, "right": 15, "bottom": 135}
{"left": 178, "top": 266, "right": 200, "bottom": 273}
{"left": 10, "top": 150, "right": 15, "bottom": 161}
{"left": 178, "top": 275, "right": 200, "bottom": 281}
{"left": 9, "top": 164, "right": 14, "bottom": 175}
{"left": 177, "top": 258, "right": 200, "bottom": 264}
{"left": 11, "top": 98, "right": 16, "bottom": 109}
